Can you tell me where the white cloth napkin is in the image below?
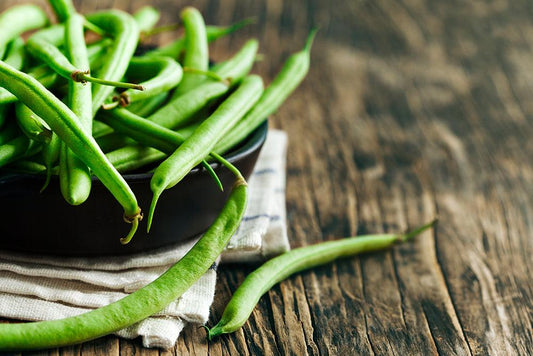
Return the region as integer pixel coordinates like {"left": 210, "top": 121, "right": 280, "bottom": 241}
{"left": 0, "top": 129, "right": 289, "bottom": 349}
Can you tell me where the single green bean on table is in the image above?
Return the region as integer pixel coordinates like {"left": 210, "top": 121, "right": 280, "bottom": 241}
{"left": 148, "top": 74, "right": 264, "bottom": 230}
{"left": 0, "top": 4, "right": 48, "bottom": 59}
{"left": 207, "top": 220, "right": 437, "bottom": 339}
{"left": 86, "top": 10, "right": 141, "bottom": 115}
{"left": 216, "top": 29, "right": 317, "bottom": 154}
{"left": 171, "top": 7, "right": 209, "bottom": 97}
{"left": 59, "top": 12, "right": 94, "bottom": 206}
{"left": 0, "top": 60, "right": 142, "bottom": 243}
{"left": 0, "top": 176, "right": 248, "bottom": 351}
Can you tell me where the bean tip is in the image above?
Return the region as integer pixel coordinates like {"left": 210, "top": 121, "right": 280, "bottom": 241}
{"left": 399, "top": 218, "right": 438, "bottom": 242}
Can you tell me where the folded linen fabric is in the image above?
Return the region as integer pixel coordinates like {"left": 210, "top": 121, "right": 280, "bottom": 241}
{"left": 0, "top": 129, "right": 289, "bottom": 349}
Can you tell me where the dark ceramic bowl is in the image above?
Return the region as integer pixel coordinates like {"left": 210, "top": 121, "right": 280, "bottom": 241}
{"left": 0, "top": 122, "right": 267, "bottom": 256}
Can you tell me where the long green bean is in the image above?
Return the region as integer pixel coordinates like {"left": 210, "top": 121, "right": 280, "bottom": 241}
{"left": 59, "top": 12, "right": 94, "bottom": 206}
{"left": 207, "top": 220, "right": 437, "bottom": 339}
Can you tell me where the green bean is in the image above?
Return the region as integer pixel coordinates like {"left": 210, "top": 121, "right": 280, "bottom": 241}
{"left": 5, "top": 159, "right": 47, "bottom": 175}
{"left": 0, "top": 176, "right": 247, "bottom": 351}
{"left": 128, "top": 91, "right": 168, "bottom": 117}
{"left": 148, "top": 74, "right": 263, "bottom": 230}
{"left": 87, "top": 10, "right": 141, "bottom": 115}
{"left": 148, "top": 81, "right": 229, "bottom": 129}
{"left": 0, "top": 60, "right": 141, "bottom": 243}
{"left": 145, "top": 19, "right": 254, "bottom": 59}
{"left": 0, "top": 65, "right": 59, "bottom": 106}
{"left": 59, "top": 13, "right": 93, "bottom": 206}
{"left": 171, "top": 7, "right": 208, "bottom": 97}
{"left": 216, "top": 29, "right": 316, "bottom": 154}
{"left": 0, "top": 4, "right": 48, "bottom": 59}
{"left": 49, "top": 0, "right": 76, "bottom": 23}
{"left": 207, "top": 220, "right": 437, "bottom": 339}
{"left": 133, "top": 6, "right": 160, "bottom": 34}
{"left": 0, "top": 136, "right": 34, "bottom": 168}
{"left": 15, "top": 103, "right": 52, "bottom": 143}
{"left": 108, "top": 56, "right": 182, "bottom": 108}
{"left": 3, "top": 37, "right": 25, "bottom": 70}
{"left": 98, "top": 109, "right": 223, "bottom": 192}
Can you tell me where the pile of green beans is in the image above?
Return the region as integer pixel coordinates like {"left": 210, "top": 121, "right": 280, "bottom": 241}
{"left": 0, "top": 0, "right": 315, "bottom": 239}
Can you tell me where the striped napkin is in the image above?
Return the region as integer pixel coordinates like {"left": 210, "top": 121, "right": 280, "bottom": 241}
{"left": 0, "top": 129, "right": 289, "bottom": 349}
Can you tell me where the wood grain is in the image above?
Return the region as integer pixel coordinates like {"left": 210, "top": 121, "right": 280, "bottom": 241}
{"left": 0, "top": 0, "right": 532, "bottom": 355}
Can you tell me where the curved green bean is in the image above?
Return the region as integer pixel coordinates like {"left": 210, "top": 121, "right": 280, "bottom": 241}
{"left": 59, "top": 13, "right": 93, "bottom": 206}
{"left": 0, "top": 176, "right": 247, "bottom": 351}
{"left": 110, "top": 56, "right": 182, "bottom": 107}
{"left": 148, "top": 74, "right": 263, "bottom": 230}
{"left": 207, "top": 220, "right": 437, "bottom": 339}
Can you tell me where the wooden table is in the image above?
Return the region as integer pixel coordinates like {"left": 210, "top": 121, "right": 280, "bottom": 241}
{"left": 2, "top": 0, "right": 532, "bottom": 354}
